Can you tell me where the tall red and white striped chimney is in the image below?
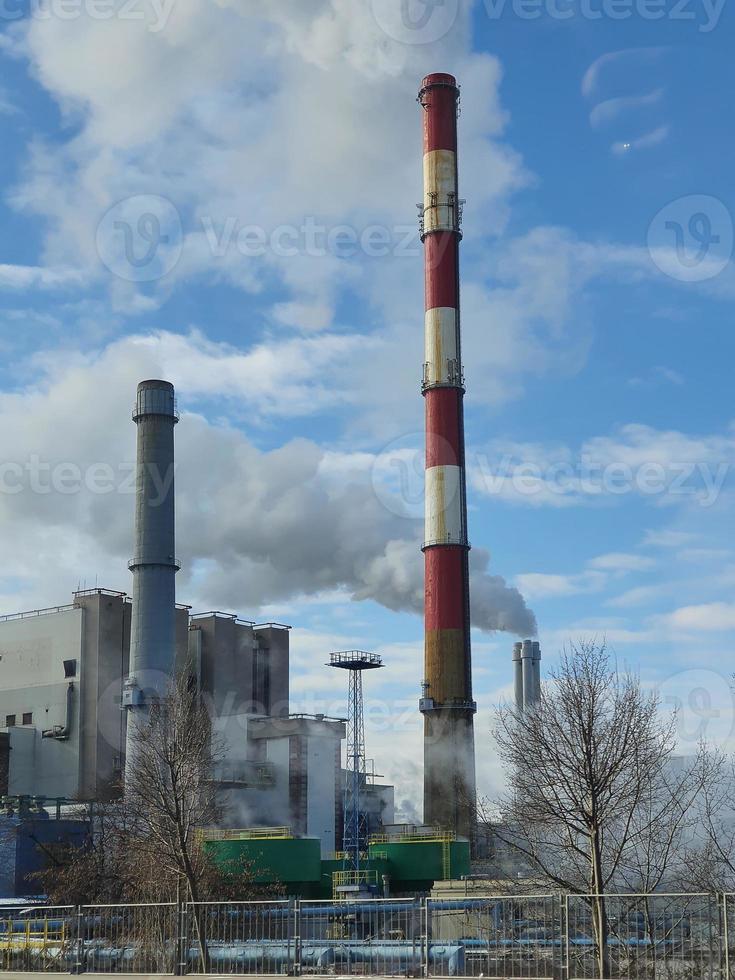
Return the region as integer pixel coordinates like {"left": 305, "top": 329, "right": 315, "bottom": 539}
{"left": 418, "top": 73, "right": 476, "bottom": 837}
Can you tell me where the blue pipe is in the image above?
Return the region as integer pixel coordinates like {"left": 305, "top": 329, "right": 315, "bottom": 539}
{"left": 184, "top": 940, "right": 466, "bottom": 976}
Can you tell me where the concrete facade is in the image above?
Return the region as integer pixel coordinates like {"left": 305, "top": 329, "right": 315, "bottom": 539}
{"left": 0, "top": 592, "right": 391, "bottom": 860}
{"left": 0, "top": 591, "right": 190, "bottom": 801}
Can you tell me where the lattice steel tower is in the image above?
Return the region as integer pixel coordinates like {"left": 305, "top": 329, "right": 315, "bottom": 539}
{"left": 329, "top": 651, "right": 383, "bottom": 870}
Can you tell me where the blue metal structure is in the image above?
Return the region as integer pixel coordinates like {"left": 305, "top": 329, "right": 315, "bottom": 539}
{"left": 328, "top": 651, "right": 383, "bottom": 870}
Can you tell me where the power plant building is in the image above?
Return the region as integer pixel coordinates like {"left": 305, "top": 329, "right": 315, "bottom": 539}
{"left": 0, "top": 592, "right": 390, "bottom": 855}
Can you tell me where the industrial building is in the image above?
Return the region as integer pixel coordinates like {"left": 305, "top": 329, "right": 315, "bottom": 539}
{"left": 0, "top": 591, "right": 394, "bottom": 857}
{"left": 0, "top": 380, "right": 394, "bottom": 884}
{"left": 0, "top": 74, "right": 515, "bottom": 900}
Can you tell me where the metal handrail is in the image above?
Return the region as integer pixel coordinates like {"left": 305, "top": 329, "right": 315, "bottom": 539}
{"left": 0, "top": 604, "right": 75, "bottom": 623}
{"left": 128, "top": 556, "right": 181, "bottom": 570}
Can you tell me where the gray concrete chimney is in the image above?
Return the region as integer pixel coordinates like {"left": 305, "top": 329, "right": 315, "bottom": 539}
{"left": 124, "top": 380, "right": 179, "bottom": 779}
{"left": 512, "top": 642, "right": 524, "bottom": 711}
{"left": 521, "top": 639, "right": 535, "bottom": 712}
{"left": 532, "top": 640, "right": 542, "bottom": 704}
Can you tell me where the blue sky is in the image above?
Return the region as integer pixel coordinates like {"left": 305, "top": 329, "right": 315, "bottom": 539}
{"left": 0, "top": 0, "right": 733, "bottom": 812}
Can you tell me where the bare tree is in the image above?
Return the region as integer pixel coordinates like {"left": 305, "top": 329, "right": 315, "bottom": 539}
{"left": 36, "top": 677, "right": 261, "bottom": 971}
{"left": 613, "top": 746, "right": 713, "bottom": 892}
{"left": 489, "top": 640, "right": 685, "bottom": 977}
{"left": 38, "top": 675, "right": 270, "bottom": 907}
{"left": 678, "top": 747, "right": 735, "bottom": 892}
{"left": 124, "top": 673, "right": 222, "bottom": 906}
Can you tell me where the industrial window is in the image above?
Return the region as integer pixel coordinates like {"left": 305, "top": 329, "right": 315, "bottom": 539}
{"left": 22, "top": 712, "right": 32, "bottom": 726}
{"left": 5, "top": 714, "right": 15, "bottom": 727}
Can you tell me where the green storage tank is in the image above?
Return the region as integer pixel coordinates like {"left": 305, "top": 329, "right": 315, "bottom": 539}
{"left": 368, "top": 839, "right": 470, "bottom": 890}
{"left": 203, "top": 835, "right": 322, "bottom": 885}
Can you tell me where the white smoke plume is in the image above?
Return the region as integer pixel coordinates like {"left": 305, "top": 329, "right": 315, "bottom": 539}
{"left": 0, "top": 333, "right": 536, "bottom": 638}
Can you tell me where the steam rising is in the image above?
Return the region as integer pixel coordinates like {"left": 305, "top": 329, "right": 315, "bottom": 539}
{"left": 0, "top": 336, "right": 536, "bottom": 639}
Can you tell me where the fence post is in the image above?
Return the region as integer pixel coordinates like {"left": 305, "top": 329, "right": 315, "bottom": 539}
{"left": 723, "top": 894, "right": 730, "bottom": 980}
{"left": 561, "top": 893, "right": 570, "bottom": 980}
{"left": 73, "top": 905, "right": 84, "bottom": 975}
{"left": 421, "top": 897, "right": 429, "bottom": 978}
{"left": 177, "top": 900, "right": 190, "bottom": 977}
{"left": 174, "top": 895, "right": 183, "bottom": 976}
{"left": 294, "top": 898, "right": 302, "bottom": 976}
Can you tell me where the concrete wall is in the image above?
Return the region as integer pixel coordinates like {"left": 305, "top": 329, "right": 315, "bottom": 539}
{"left": 254, "top": 626, "right": 289, "bottom": 718}
{"left": 8, "top": 727, "right": 79, "bottom": 799}
{"left": 249, "top": 717, "right": 345, "bottom": 854}
{"left": 220, "top": 734, "right": 292, "bottom": 829}
{"left": 0, "top": 608, "right": 83, "bottom": 798}
{"left": 76, "top": 593, "right": 129, "bottom": 799}
{"left": 307, "top": 735, "right": 337, "bottom": 853}
{"left": 196, "top": 615, "right": 254, "bottom": 717}
{"left": 0, "top": 593, "right": 191, "bottom": 802}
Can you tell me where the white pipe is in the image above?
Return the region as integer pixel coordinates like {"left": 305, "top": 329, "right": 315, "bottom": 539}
{"left": 532, "top": 641, "right": 542, "bottom": 704}
{"left": 512, "top": 642, "right": 523, "bottom": 712}
{"left": 521, "top": 639, "right": 535, "bottom": 712}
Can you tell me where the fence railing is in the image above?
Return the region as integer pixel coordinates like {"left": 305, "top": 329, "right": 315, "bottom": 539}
{"left": 2, "top": 893, "right": 735, "bottom": 976}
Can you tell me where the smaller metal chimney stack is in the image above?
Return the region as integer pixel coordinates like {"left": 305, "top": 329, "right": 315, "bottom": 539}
{"left": 514, "top": 639, "right": 541, "bottom": 713}
{"left": 513, "top": 642, "right": 523, "bottom": 711}
{"left": 123, "top": 380, "right": 179, "bottom": 780}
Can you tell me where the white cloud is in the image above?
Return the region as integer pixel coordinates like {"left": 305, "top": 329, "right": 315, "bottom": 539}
{"left": 606, "top": 584, "right": 669, "bottom": 609}
{"left": 628, "top": 366, "right": 684, "bottom": 388}
{"left": 0, "top": 264, "right": 85, "bottom": 290}
{"left": 656, "top": 602, "right": 735, "bottom": 633}
{"left": 643, "top": 529, "right": 697, "bottom": 548}
{"left": 588, "top": 552, "right": 656, "bottom": 572}
{"left": 9, "top": 1, "right": 524, "bottom": 318}
{"left": 515, "top": 571, "right": 607, "bottom": 600}
{"left": 612, "top": 124, "right": 669, "bottom": 156}
{"left": 581, "top": 48, "right": 669, "bottom": 99}
{"left": 589, "top": 89, "right": 664, "bottom": 129}
{"left": 677, "top": 547, "right": 733, "bottom": 564}
{"left": 516, "top": 551, "right": 655, "bottom": 602}
{"left": 0, "top": 330, "right": 536, "bottom": 637}
{"left": 471, "top": 422, "right": 735, "bottom": 510}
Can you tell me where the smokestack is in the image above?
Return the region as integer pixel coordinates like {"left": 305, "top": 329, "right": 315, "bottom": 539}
{"left": 515, "top": 639, "right": 542, "bottom": 713}
{"left": 418, "top": 73, "right": 476, "bottom": 837}
{"left": 513, "top": 642, "right": 523, "bottom": 711}
{"left": 532, "top": 640, "right": 541, "bottom": 704}
{"left": 521, "top": 639, "right": 535, "bottom": 711}
{"left": 124, "top": 380, "right": 179, "bottom": 779}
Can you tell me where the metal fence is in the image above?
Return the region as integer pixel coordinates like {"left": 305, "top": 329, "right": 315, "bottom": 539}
{"left": 80, "top": 903, "right": 178, "bottom": 974}
{"left": 184, "top": 901, "right": 295, "bottom": 974}
{"left": 0, "top": 905, "right": 75, "bottom": 973}
{"left": 3, "top": 893, "right": 735, "bottom": 976}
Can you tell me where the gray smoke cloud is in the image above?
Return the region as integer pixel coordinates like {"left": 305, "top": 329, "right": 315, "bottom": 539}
{"left": 352, "top": 537, "right": 536, "bottom": 636}
{"left": 0, "top": 336, "right": 536, "bottom": 638}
